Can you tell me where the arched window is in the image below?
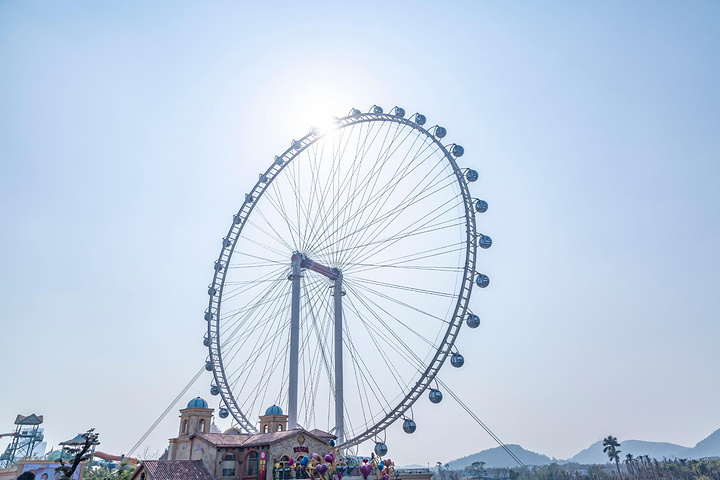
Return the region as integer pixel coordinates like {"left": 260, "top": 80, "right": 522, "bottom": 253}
{"left": 199, "top": 419, "right": 206, "bottom": 433}
{"left": 263, "top": 425, "right": 269, "bottom": 433}
{"left": 245, "top": 450, "right": 259, "bottom": 478}
{"left": 295, "top": 457, "right": 308, "bottom": 479}
{"left": 276, "top": 424, "right": 283, "bottom": 431}
{"left": 276, "top": 455, "right": 292, "bottom": 480}
{"left": 222, "top": 452, "right": 237, "bottom": 477}
{"left": 182, "top": 420, "right": 188, "bottom": 434}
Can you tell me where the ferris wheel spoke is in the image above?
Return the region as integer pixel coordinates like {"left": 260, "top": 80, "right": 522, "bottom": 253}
{"left": 302, "top": 139, "right": 333, "bottom": 253}
{"left": 264, "top": 177, "right": 302, "bottom": 249}
{"left": 228, "top": 250, "right": 286, "bottom": 267}
{"left": 343, "top": 241, "right": 466, "bottom": 274}
{"left": 285, "top": 155, "right": 317, "bottom": 253}
{"left": 343, "top": 297, "right": 450, "bottom": 367}
{"left": 332, "top": 122, "right": 406, "bottom": 253}
{"left": 219, "top": 274, "right": 291, "bottom": 328}
{"left": 229, "top": 317, "right": 288, "bottom": 404}
{"left": 220, "top": 266, "right": 289, "bottom": 300}
{"left": 301, "top": 120, "right": 388, "bottom": 254}
{"left": 333, "top": 134, "right": 441, "bottom": 262}
{"left": 310, "top": 167, "right": 457, "bottom": 263}
{"left": 249, "top": 206, "right": 296, "bottom": 252}
{"left": 324, "top": 122, "right": 364, "bottom": 260}
{"left": 222, "top": 283, "right": 293, "bottom": 373}
{"left": 345, "top": 283, "right": 433, "bottom": 375}
{"left": 327, "top": 130, "right": 439, "bottom": 256}
{"left": 342, "top": 290, "right": 408, "bottom": 398}
{"left": 323, "top": 208, "right": 462, "bottom": 265}
{"left": 328, "top": 122, "right": 385, "bottom": 255}
{"left": 238, "top": 232, "right": 291, "bottom": 258}
{"left": 342, "top": 314, "right": 399, "bottom": 430}
{"left": 219, "top": 275, "right": 292, "bottom": 352}
{"left": 231, "top": 298, "right": 287, "bottom": 390}
{"left": 348, "top": 286, "right": 450, "bottom": 373}
{"left": 348, "top": 277, "right": 457, "bottom": 299}
{"left": 337, "top": 171, "right": 459, "bottom": 265}
{"left": 342, "top": 319, "right": 371, "bottom": 432}
{"left": 292, "top": 276, "right": 332, "bottom": 420}
{"left": 221, "top": 265, "right": 286, "bottom": 292}
{"left": 306, "top": 125, "right": 432, "bottom": 257}
{"left": 246, "top": 315, "right": 293, "bottom": 416}
{"left": 344, "top": 277, "right": 450, "bottom": 326}
{"left": 349, "top": 205, "right": 464, "bottom": 267}
{"left": 224, "top": 262, "right": 281, "bottom": 270}
{"left": 298, "top": 275, "right": 335, "bottom": 422}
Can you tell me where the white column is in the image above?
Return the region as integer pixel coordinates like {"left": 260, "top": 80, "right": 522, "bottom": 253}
{"left": 288, "top": 253, "right": 302, "bottom": 430}
{"left": 333, "top": 272, "right": 344, "bottom": 444}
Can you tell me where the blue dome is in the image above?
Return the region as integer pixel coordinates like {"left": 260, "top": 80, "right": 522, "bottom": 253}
{"left": 187, "top": 397, "right": 208, "bottom": 409}
{"left": 265, "top": 405, "right": 283, "bottom": 415}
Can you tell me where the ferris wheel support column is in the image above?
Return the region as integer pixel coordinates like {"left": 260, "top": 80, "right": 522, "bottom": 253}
{"left": 333, "top": 269, "right": 344, "bottom": 444}
{"left": 288, "top": 253, "right": 303, "bottom": 430}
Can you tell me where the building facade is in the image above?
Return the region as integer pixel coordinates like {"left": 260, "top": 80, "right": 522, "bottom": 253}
{"left": 162, "top": 399, "right": 334, "bottom": 480}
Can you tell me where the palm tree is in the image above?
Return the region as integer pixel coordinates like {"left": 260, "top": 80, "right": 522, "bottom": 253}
{"left": 602, "top": 436, "right": 622, "bottom": 479}
{"left": 624, "top": 454, "right": 635, "bottom": 479}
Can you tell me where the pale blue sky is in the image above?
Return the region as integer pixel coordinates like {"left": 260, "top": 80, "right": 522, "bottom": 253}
{"left": 1, "top": 0, "right": 719, "bottom": 465}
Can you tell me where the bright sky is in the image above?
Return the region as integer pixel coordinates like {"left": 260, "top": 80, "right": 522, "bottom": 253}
{"left": 1, "top": 0, "right": 719, "bottom": 467}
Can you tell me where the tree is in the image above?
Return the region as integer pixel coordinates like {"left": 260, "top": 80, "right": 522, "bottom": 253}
{"left": 56, "top": 429, "right": 100, "bottom": 480}
{"left": 623, "top": 454, "right": 635, "bottom": 478}
{"left": 601, "top": 436, "right": 622, "bottom": 479}
{"left": 464, "top": 461, "right": 486, "bottom": 479}
{"left": 84, "top": 461, "right": 136, "bottom": 480}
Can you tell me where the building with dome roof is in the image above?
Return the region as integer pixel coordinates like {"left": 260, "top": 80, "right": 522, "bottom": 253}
{"left": 156, "top": 399, "right": 335, "bottom": 480}
{"left": 187, "top": 397, "right": 209, "bottom": 409}
{"left": 264, "top": 406, "right": 282, "bottom": 416}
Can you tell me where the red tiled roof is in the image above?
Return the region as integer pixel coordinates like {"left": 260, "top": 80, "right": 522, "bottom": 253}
{"left": 140, "top": 460, "right": 214, "bottom": 480}
{"left": 308, "top": 429, "right": 335, "bottom": 439}
{"left": 194, "top": 428, "right": 335, "bottom": 448}
{"left": 194, "top": 433, "right": 253, "bottom": 447}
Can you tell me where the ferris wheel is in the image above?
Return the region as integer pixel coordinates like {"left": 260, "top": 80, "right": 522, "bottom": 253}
{"left": 203, "top": 105, "right": 491, "bottom": 451}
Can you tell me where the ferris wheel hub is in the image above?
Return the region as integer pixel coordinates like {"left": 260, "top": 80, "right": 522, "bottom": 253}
{"left": 294, "top": 253, "right": 341, "bottom": 281}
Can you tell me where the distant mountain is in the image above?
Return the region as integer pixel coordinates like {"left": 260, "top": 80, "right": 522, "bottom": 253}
{"left": 687, "top": 428, "right": 720, "bottom": 459}
{"left": 446, "top": 444, "right": 555, "bottom": 469}
{"left": 443, "top": 429, "right": 720, "bottom": 469}
{"left": 569, "top": 440, "right": 689, "bottom": 465}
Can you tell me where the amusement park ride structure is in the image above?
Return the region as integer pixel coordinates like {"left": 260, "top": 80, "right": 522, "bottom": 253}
{"left": 0, "top": 414, "right": 44, "bottom": 468}
{"left": 204, "top": 105, "right": 491, "bottom": 454}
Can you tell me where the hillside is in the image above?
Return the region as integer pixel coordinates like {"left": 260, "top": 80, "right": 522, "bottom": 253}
{"left": 688, "top": 428, "right": 720, "bottom": 458}
{"left": 446, "top": 444, "right": 555, "bottom": 469}
{"left": 569, "top": 440, "right": 690, "bottom": 465}
{"left": 444, "top": 428, "right": 720, "bottom": 469}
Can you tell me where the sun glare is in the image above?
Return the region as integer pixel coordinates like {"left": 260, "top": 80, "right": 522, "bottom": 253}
{"left": 289, "top": 85, "right": 355, "bottom": 132}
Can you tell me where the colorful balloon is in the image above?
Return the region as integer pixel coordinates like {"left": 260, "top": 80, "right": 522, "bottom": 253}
{"left": 360, "top": 464, "right": 372, "bottom": 479}
{"left": 316, "top": 464, "right": 328, "bottom": 475}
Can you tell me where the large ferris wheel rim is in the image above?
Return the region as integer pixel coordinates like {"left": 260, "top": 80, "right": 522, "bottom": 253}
{"left": 205, "top": 109, "right": 478, "bottom": 446}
